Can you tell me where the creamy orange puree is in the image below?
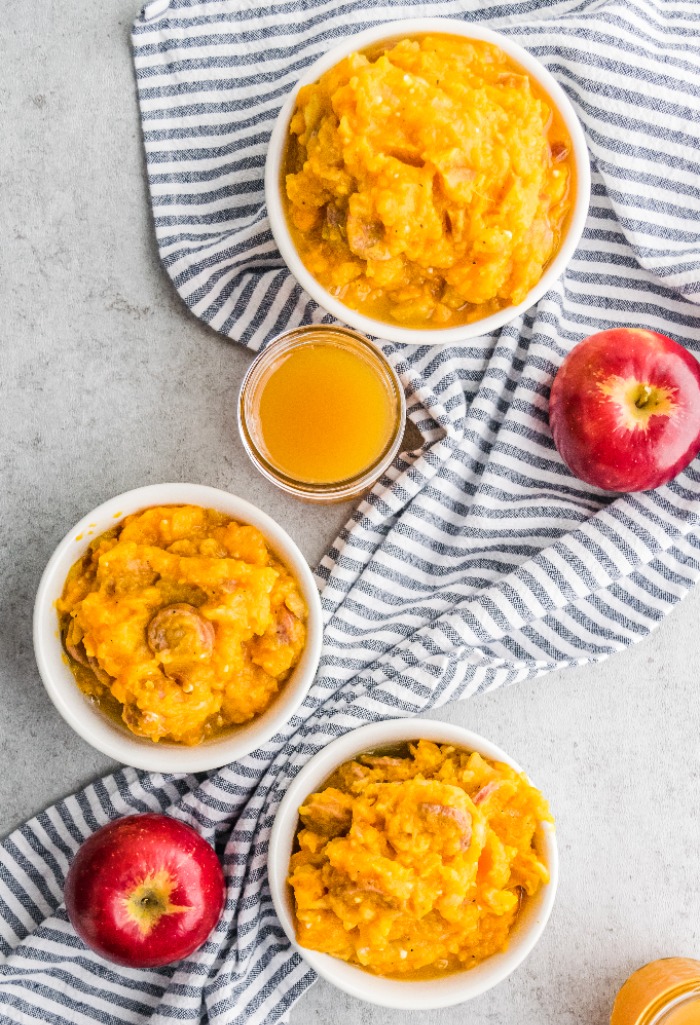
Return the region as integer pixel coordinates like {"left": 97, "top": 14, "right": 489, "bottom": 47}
{"left": 289, "top": 741, "right": 551, "bottom": 976}
{"left": 58, "top": 505, "right": 307, "bottom": 745}
{"left": 284, "top": 35, "right": 573, "bottom": 328}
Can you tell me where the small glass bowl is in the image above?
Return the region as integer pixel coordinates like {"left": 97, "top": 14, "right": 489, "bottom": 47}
{"left": 238, "top": 326, "right": 406, "bottom": 503}
{"left": 611, "top": 960, "right": 700, "bottom": 1025}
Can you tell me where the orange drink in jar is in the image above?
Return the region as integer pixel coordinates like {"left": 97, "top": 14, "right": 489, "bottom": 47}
{"left": 611, "top": 959, "right": 700, "bottom": 1025}
{"left": 238, "top": 326, "right": 405, "bottom": 503}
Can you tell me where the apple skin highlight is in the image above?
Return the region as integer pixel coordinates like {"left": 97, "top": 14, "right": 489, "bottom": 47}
{"left": 64, "top": 813, "right": 226, "bottom": 968}
{"left": 549, "top": 328, "right": 700, "bottom": 492}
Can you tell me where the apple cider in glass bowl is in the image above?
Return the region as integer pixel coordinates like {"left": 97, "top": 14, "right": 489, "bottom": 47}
{"left": 238, "top": 325, "right": 406, "bottom": 502}
{"left": 610, "top": 959, "right": 700, "bottom": 1025}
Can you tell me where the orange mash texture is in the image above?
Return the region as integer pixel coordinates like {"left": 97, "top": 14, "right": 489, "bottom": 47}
{"left": 289, "top": 741, "right": 551, "bottom": 976}
{"left": 58, "top": 505, "right": 307, "bottom": 745}
{"left": 284, "top": 35, "right": 573, "bottom": 328}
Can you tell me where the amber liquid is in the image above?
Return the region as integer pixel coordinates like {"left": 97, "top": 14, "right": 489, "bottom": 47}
{"left": 256, "top": 338, "right": 398, "bottom": 484}
{"left": 611, "top": 960, "right": 700, "bottom": 1025}
{"left": 659, "top": 997, "right": 700, "bottom": 1024}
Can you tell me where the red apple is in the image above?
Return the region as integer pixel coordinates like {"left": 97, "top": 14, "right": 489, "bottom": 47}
{"left": 549, "top": 328, "right": 700, "bottom": 492}
{"left": 64, "top": 813, "right": 225, "bottom": 968}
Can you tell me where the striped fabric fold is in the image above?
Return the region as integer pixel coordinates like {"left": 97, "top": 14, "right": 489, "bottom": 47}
{"left": 2, "top": 0, "right": 700, "bottom": 1021}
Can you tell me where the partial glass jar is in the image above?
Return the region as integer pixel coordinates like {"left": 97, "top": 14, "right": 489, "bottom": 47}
{"left": 610, "top": 959, "right": 700, "bottom": 1025}
{"left": 238, "top": 326, "right": 406, "bottom": 503}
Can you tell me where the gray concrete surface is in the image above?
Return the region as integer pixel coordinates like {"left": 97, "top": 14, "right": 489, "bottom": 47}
{"left": 1, "top": 2, "right": 699, "bottom": 1024}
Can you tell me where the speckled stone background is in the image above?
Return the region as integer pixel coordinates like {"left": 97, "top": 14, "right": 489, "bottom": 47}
{"left": 2, "top": 3, "right": 699, "bottom": 1023}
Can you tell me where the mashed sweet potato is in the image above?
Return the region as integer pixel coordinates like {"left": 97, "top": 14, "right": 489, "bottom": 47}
{"left": 284, "top": 35, "right": 573, "bottom": 328}
{"left": 58, "top": 505, "right": 307, "bottom": 745}
{"left": 289, "top": 740, "right": 551, "bottom": 976}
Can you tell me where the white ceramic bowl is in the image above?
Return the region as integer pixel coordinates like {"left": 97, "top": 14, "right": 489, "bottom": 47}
{"left": 33, "top": 483, "right": 323, "bottom": 772}
{"left": 265, "top": 18, "right": 591, "bottom": 346}
{"left": 269, "top": 718, "right": 557, "bottom": 1009}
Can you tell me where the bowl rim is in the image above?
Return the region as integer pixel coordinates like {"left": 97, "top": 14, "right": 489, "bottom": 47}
{"left": 268, "top": 717, "right": 558, "bottom": 1009}
{"left": 264, "top": 17, "right": 591, "bottom": 346}
{"left": 33, "top": 483, "right": 323, "bottom": 772}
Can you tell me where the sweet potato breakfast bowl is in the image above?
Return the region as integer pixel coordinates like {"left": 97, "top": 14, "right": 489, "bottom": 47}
{"left": 268, "top": 718, "right": 558, "bottom": 1010}
{"left": 265, "top": 18, "right": 590, "bottom": 345}
{"left": 33, "top": 483, "right": 323, "bottom": 772}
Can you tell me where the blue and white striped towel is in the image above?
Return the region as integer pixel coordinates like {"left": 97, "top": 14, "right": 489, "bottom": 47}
{"left": 2, "top": 0, "right": 700, "bottom": 1021}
